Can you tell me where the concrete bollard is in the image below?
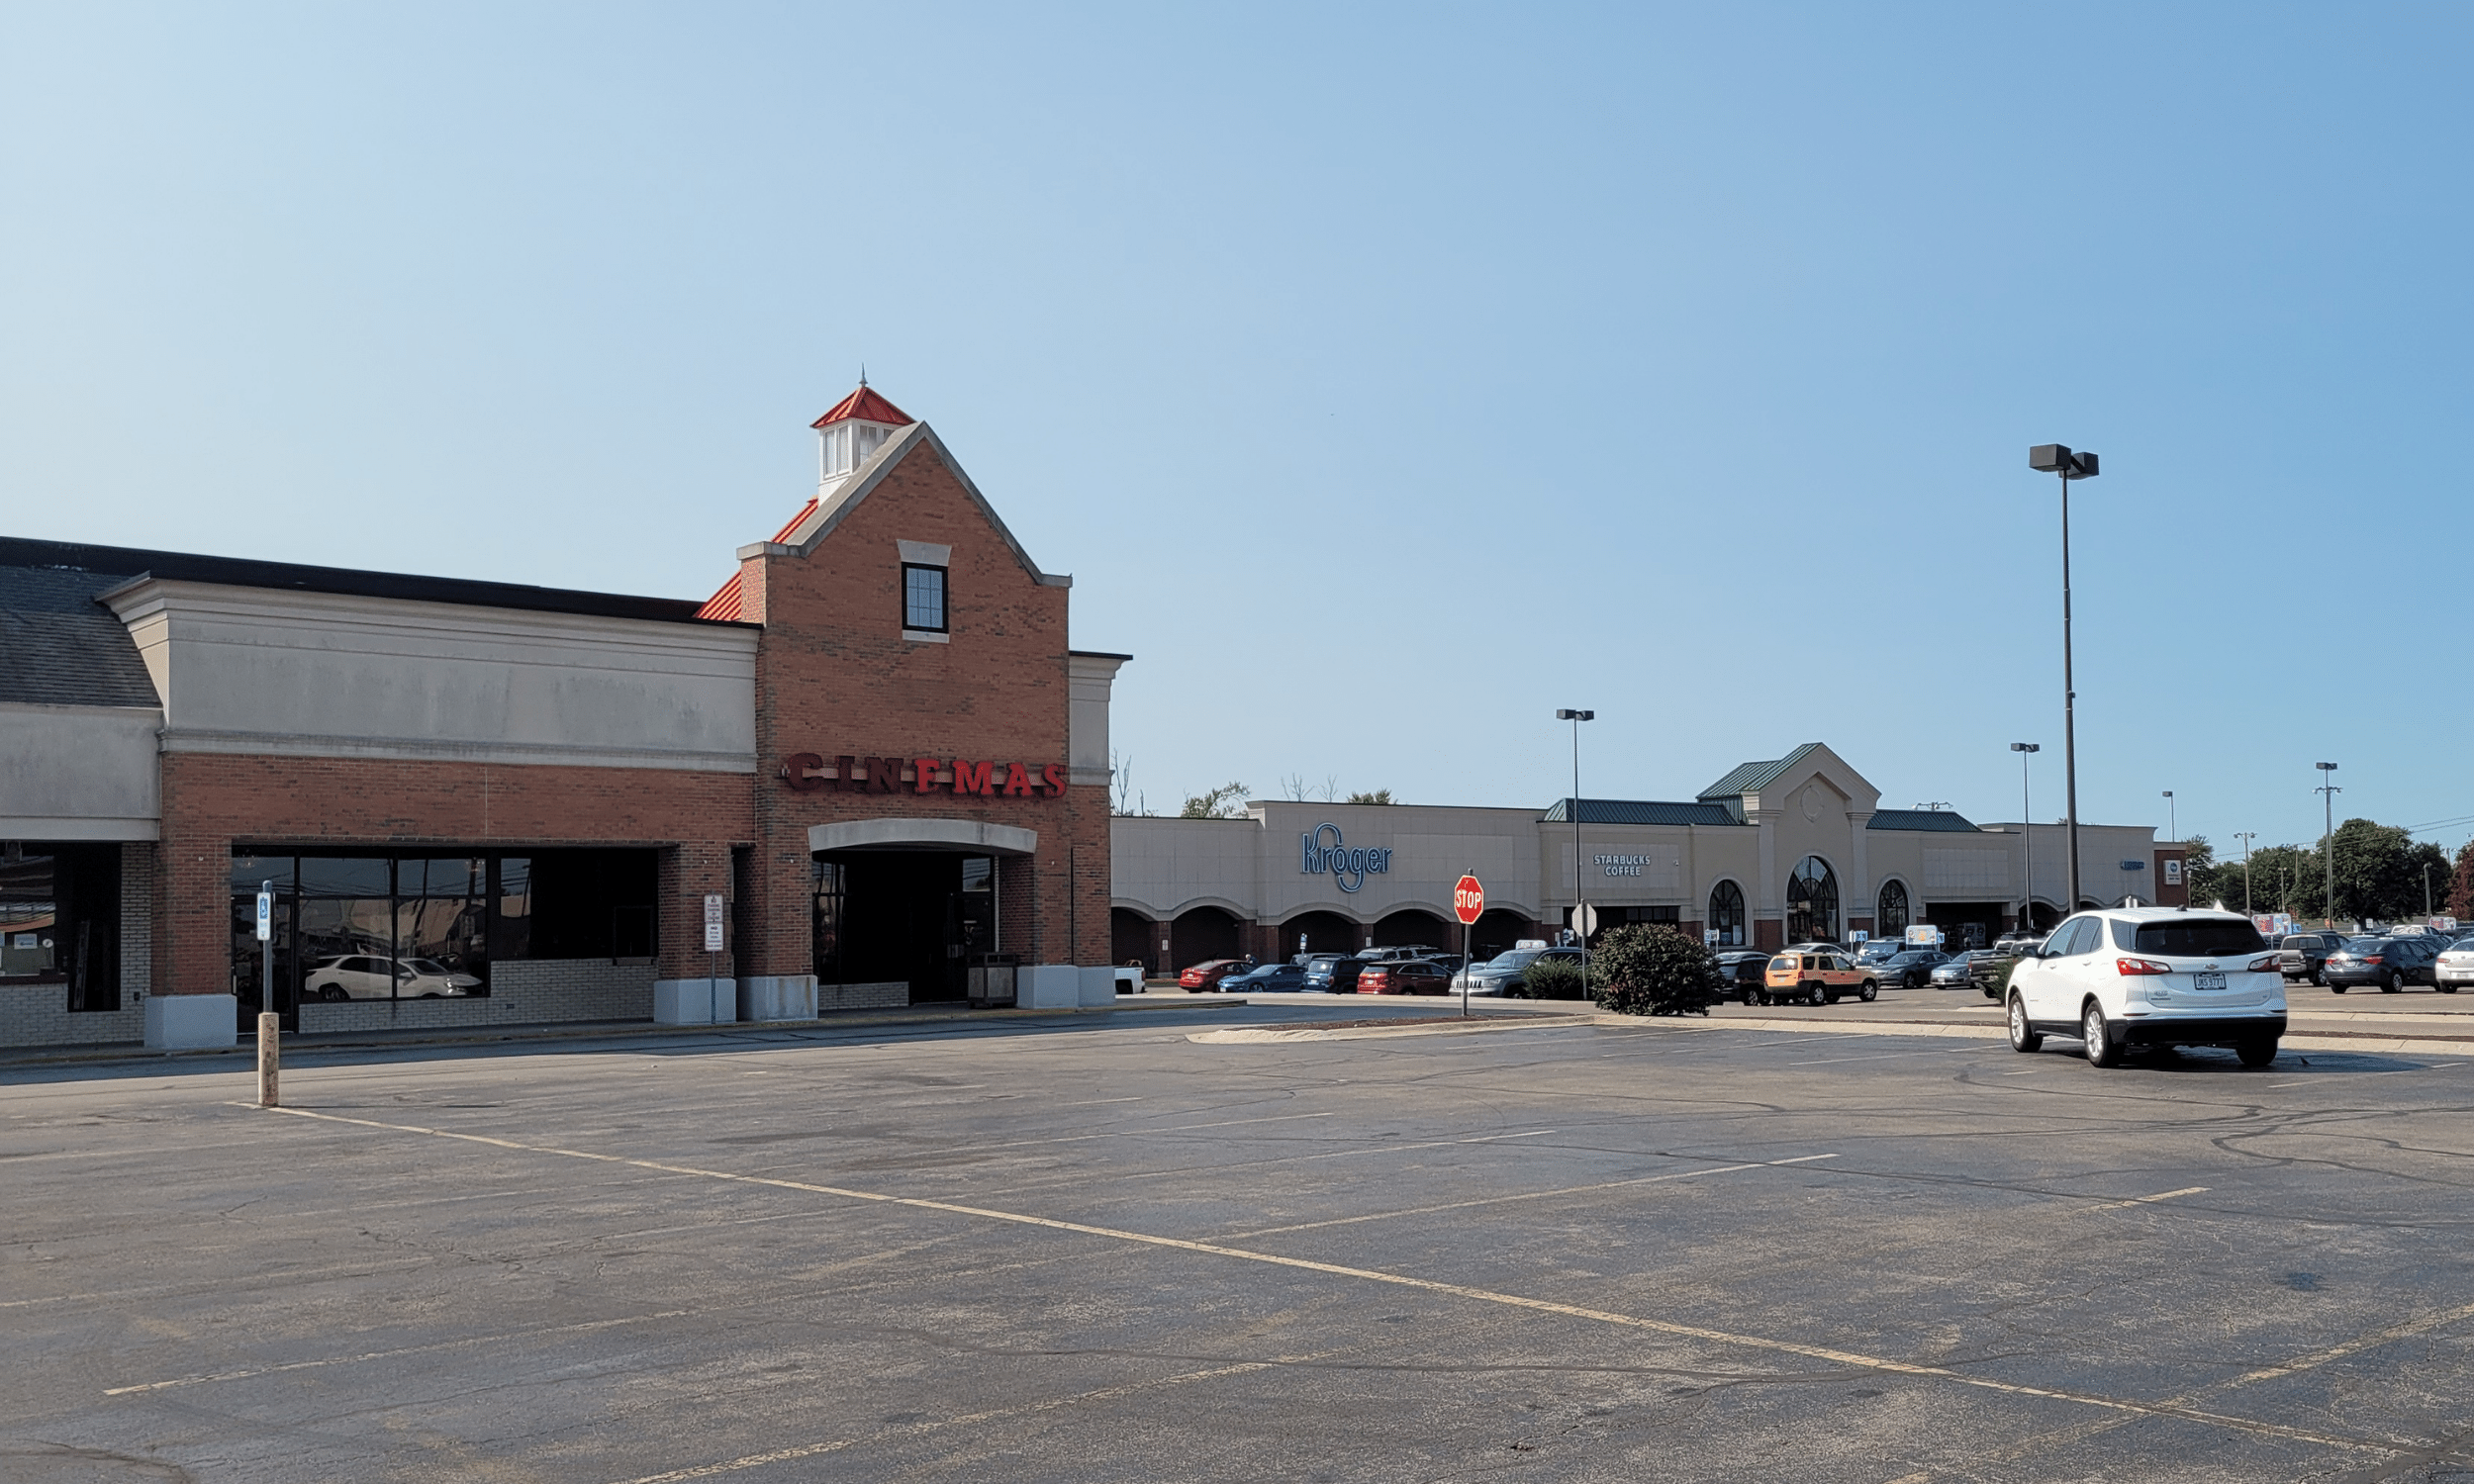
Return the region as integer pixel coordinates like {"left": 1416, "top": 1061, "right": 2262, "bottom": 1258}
{"left": 257, "top": 1012, "right": 280, "bottom": 1107}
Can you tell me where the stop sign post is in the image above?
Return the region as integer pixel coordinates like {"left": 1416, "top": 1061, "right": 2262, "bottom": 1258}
{"left": 1454, "top": 874, "right": 1484, "bottom": 1015}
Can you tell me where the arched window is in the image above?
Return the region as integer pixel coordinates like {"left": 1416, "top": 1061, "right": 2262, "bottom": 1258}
{"left": 1876, "top": 880, "right": 1910, "bottom": 939}
{"left": 1786, "top": 856, "right": 1839, "bottom": 943}
{"left": 1707, "top": 881, "right": 1746, "bottom": 947}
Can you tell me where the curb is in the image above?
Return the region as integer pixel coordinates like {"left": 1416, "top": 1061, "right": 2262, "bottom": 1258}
{"left": 0, "top": 996, "right": 1234, "bottom": 1071}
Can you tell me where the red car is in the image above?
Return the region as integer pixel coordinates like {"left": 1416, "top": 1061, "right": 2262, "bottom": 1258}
{"left": 1179, "top": 959, "right": 1252, "bottom": 992}
{"left": 1357, "top": 960, "right": 1452, "bottom": 995}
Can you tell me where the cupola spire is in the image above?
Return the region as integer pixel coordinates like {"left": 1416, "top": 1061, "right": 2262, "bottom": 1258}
{"left": 809, "top": 383, "right": 913, "bottom": 498}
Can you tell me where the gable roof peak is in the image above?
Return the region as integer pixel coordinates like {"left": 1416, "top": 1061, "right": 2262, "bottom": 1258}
{"left": 809, "top": 385, "right": 913, "bottom": 429}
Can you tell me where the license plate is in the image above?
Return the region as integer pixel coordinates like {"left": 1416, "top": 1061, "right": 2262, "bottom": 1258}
{"left": 2194, "top": 972, "right": 2226, "bottom": 991}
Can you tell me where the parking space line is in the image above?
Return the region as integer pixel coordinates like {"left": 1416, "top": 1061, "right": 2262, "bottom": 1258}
{"left": 243, "top": 1103, "right": 2396, "bottom": 1457}
{"left": 2070, "top": 1186, "right": 2207, "bottom": 1215}
{"left": 104, "top": 1309, "right": 698, "bottom": 1395}
{"left": 1216, "top": 1155, "right": 1840, "bottom": 1240}
{"left": 1788, "top": 1046, "right": 1993, "bottom": 1067}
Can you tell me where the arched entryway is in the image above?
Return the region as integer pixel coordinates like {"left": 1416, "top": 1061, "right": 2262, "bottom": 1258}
{"left": 1875, "top": 880, "right": 1911, "bottom": 939}
{"left": 1707, "top": 881, "right": 1747, "bottom": 947}
{"left": 1470, "top": 908, "right": 1532, "bottom": 961}
{"left": 1112, "top": 908, "right": 1161, "bottom": 973}
{"left": 1373, "top": 909, "right": 1451, "bottom": 950}
{"left": 1787, "top": 856, "right": 1839, "bottom": 943}
{"left": 1171, "top": 906, "right": 1243, "bottom": 971}
{"left": 1281, "top": 910, "right": 1357, "bottom": 959}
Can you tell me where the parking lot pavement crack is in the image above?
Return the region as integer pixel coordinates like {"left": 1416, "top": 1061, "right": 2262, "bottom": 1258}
{"left": 241, "top": 1102, "right": 2413, "bottom": 1463}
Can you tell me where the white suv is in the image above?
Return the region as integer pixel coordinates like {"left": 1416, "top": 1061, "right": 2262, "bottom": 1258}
{"left": 2005, "top": 907, "right": 2285, "bottom": 1068}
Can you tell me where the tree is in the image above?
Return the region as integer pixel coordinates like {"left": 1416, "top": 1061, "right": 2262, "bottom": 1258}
{"left": 2449, "top": 842, "right": 2474, "bottom": 922}
{"left": 1346, "top": 788, "right": 1396, "bottom": 805}
{"left": 1590, "top": 925, "right": 1717, "bottom": 1017}
{"left": 2180, "top": 835, "right": 2225, "bottom": 908}
{"left": 1178, "top": 782, "right": 1252, "bottom": 819}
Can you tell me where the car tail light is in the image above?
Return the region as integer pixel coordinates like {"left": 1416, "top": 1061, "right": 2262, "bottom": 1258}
{"left": 2115, "top": 958, "right": 2171, "bottom": 976}
{"left": 2247, "top": 955, "right": 2280, "bottom": 973}
{"left": 2363, "top": 956, "right": 2384, "bottom": 966}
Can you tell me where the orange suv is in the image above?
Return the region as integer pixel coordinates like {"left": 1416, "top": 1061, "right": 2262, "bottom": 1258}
{"left": 1758, "top": 950, "right": 1880, "bottom": 1006}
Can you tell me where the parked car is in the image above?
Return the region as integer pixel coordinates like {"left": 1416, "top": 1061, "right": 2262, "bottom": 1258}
{"left": 1452, "top": 946, "right": 1585, "bottom": 996}
{"left": 1359, "top": 945, "right": 1443, "bottom": 964}
{"left": 2003, "top": 908, "right": 2283, "bottom": 1067}
{"left": 1992, "top": 932, "right": 2046, "bottom": 956}
{"left": 1218, "top": 962, "right": 1309, "bottom": 993}
{"left": 302, "top": 955, "right": 464, "bottom": 1000}
{"left": 1178, "top": 959, "right": 1254, "bottom": 992}
{"left": 2323, "top": 935, "right": 2441, "bottom": 993}
{"left": 1357, "top": 960, "right": 1453, "bottom": 995}
{"left": 1928, "top": 951, "right": 1980, "bottom": 988}
{"left": 1303, "top": 957, "right": 1376, "bottom": 994}
{"left": 2277, "top": 931, "right": 2347, "bottom": 985}
{"left": 1757, "top": 951, "right": 1878, "bottom": 1006}
{"left": 1874, "top": 948, "right": 1951, "bottom": 988}
{"left": 1712, "top": 951, "right": 1770, "bottom": 1002}
{"left": 1854, "top": 940, "right": 1902, "bottom": 967}
{"left": 402, "top": 956, "right": 483, "bottom": 992}
{"left": 2435, "top": 937, "right": 2474, "bottom": 993}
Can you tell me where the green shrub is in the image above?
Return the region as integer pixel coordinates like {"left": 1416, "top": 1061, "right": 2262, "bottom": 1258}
{"left": 1591, "top": 925, "right": 1718, "bottom": 1017}
{"left": 1518, "top": 957, "right": 1590, "bottom": 1000}
{"left": 1987, "top": 955, "right": 2024, "bottom": 1000}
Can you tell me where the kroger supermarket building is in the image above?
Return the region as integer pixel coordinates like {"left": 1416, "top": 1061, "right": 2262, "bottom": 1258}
{"left": 0, "top": 386, "right": 1131, "bottom": 1050}
{"left": 1109, "top": 743, "right": 2184, "bottom": 972}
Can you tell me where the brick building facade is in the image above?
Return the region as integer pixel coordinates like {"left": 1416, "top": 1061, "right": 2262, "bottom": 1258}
{"left": 0, "top": 385, "right": 1126, "bottom": 1049}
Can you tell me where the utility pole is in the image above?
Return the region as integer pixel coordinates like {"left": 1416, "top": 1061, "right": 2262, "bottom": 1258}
{"left": 1555, "top": 709, "right": 1594, "bottom": 982}
{"left": 2235, "top": 831, "right": 2256, "bottom": 915}
{"left": 2315, "top": 762, "right": 2340, "bottom": 928}
{"left": 2029, "top": 445, "right": 2098, "bottom": 912}
{"left": 2162, "top": 790, "right": 2175, "bottom": 845}
{"left": 2011, "top": 743, "right": 2040, "bottom": 931}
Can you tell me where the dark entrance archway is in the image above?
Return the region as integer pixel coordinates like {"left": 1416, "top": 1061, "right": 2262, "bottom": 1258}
{"left": 1924, "top": 899, "right": 2006, "bottom": 952}
{"left": 1281, "top": 910, "right": 1356, "bottom": 959}
{"left": 1786, "top": 856, "right": 1839, "bottom": 943}
{"left": 813, "top": 851, "right": 998, "bottom": 1003}
{"left": 1373, "top": 909, "right": 1450, "bottom": 951}
{"left": 1170, "top": 906, "right": 1242, "bottom": 972}
{"left": 1470, "top": 908, "right": 1532, "bottom": 961}
{"left": 1112, "top": 908, "right": 1160, "bottom": 974}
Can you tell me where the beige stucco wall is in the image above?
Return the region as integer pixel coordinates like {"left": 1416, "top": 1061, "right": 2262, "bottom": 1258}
{"left": 0, "top": 702, "right": 164, "bottom": 839}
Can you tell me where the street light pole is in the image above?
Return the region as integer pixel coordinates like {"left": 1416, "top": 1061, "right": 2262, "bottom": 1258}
{"left": 2316, "top": 762, "right": 2340, "bottom": 928}
{"left": 2029, "top": 445, "right": 2098, "bottom": 912}
{"left": 2011, "top": 743, "right": 2040, "bottom": 931}
{"left": 2235, "top": 831, "right": 2256, "bottom": 916}
{"left": 1556, "top": 708, "right": 1595, "bottom": 983}
{"left": 2162, "top": 790, "right": 2175, "bottom": 845}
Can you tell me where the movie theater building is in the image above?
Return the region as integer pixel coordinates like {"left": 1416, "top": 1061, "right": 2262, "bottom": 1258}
{"left": 1110, "top": 742, "right": 2180, "bottom": 969}
{"left": 0, "top": 385, "right": 1128, "bottom": 1051}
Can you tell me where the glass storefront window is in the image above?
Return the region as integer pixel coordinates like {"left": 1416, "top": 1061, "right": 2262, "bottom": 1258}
{"left": 8, "top": 844, "right": 120, "bottom": 1009}
{"left": 1707, "top": 881, "right": 1746, "bottom": 947}
{"left": 0, "top": 849, "right": 57, "bottom": 979}
{"left": 1787, "top": 856, "right": 1839, "bottom": 943}
{"left": 1876, "top": 881, "right": 1911, "bottom": 939}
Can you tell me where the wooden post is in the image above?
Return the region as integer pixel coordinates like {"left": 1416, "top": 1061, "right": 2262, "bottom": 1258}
{"left": 257, "top": 1012, "right": 280, "bottom": 1107}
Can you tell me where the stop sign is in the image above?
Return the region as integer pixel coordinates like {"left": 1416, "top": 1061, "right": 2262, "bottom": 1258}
{"left": 1453, "top": 874, "right": 1485, "bottom": 926}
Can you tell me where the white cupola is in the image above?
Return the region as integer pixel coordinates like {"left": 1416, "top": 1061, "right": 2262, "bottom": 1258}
{"left": 810, "top": 380, "right": 914, "bottom": 498}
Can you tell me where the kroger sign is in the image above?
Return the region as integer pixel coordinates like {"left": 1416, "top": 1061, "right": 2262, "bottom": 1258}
{"left": 1300, "top": 823, "right": 1393, "bottom": 893}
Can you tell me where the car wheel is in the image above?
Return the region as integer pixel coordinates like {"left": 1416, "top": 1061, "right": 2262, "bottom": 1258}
{"left": 2442, "top": 984, "right": 2458, "bottom": 994}
{"left": 2310, "top": 968, "right": 2325, "bottom": 986}
{"left": 320, "top": 985, "right": 346, "bottom": 1002}
{"left": 2082, "top": 1002, "right": 2123, "bottom": 1067}
{"left": 1859, "top": 980, "right": 1879, "bottom": 1002}
{"left": 1804, "top": 981, "right": 1825, "bottom": 1007}
{"left": 2331, "top": 983, "right": 2346, "bottom": 994}
{"left": 2236, "top": 1038, "right": 2278, "bottom": 1068}
{"left": 2382, "top": 972, "right": 2402, "bottom": 993}
{"left": 2008, "top": 994, "right": 2042, "bottom": 1053}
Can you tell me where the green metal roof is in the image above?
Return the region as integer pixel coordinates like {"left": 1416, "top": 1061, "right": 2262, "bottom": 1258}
{"left": 1696, "top": 742, "right": 1824, "bottom": 801}
{"left": 1542, "top": 798, "right": 1747, "bottom": 826}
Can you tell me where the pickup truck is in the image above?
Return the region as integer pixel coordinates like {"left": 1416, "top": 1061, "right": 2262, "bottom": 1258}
{"left": 2276, "top": 931, "right": 2347, "bottom": 985}
{"left": 1969, "top": 949, "right": 2023, "bottom": 1002}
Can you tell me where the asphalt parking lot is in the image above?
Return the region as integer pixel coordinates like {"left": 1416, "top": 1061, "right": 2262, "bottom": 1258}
{"left": 7, "top": 1002, "right": 2474, "bottom": 1482}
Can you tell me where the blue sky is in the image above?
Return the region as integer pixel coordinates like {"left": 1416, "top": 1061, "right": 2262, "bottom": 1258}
{"left": 5, "top": 4, "right": 2468, "bottom": 859}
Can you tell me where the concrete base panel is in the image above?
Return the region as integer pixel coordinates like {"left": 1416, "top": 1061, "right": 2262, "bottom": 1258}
{"left": 1019, "top": 965, "right": 1082, "bottom": 1010}
{"left": 144, "top": 993, "right": 238, "bottom": 1050}
{"left": 1077, "top": 966, "right": 1116, "bottom": 1007}
{"left": 653, "top": 978, "right": 737, "bottom": 1025}
{"left": 738, "top": 975, "right": 818, "bottom": 1022}
{"left": 0, "top": 985, "right": 146, "bottom": 1049}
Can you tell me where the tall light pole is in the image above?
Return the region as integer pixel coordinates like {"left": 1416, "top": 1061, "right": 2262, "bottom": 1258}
{"left": 2235, "top": 831, "right": 2256, "bottom": 915}
{"left": 2011, "top": 743, "right": 2040, "bottom": 931}
{"left": 2162, "top": 790, "right": 2175, "bottom": 844}
{"left": 2029, "top": 444, "right": 2098, "bottom": 911}
{"left": 1556, "top": 708, "right": 1594, "bottom": 979}
{"left": 2315, "top": 762, "right": 2340, "bottom": 928}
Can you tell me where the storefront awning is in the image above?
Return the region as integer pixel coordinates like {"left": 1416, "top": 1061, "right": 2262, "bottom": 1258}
{"left": 808, "top": 818, "right": 1038, "bottom": 857}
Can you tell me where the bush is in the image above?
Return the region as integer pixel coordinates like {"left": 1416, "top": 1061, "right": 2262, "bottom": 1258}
{"left": 1985, "top": 955, "right": 2024, "bottom": 1000}
{"left": 1591, "top": 925, "right": 1718, "bottom": 1016}
{"left": 1518, "top": 957, "right": 1590, "bottom": 1000}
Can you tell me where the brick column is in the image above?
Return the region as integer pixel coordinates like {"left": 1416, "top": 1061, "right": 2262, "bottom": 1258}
{"left": 656, "top": 843, "right": 739, "bottom": 981}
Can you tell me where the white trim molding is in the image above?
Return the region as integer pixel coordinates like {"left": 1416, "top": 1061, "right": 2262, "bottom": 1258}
{"left": 809, "top": 817, "right": 1039, "bottom": 857}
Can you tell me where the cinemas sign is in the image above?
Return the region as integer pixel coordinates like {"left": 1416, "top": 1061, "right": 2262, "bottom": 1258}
{"left": 780, "top": 753, "right": 1068, "bottom": 798}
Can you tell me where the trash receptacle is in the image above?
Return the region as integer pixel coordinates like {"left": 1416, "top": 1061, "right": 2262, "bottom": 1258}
{"left": 968, "top": 953, "right": 1019, "bottom": 1009}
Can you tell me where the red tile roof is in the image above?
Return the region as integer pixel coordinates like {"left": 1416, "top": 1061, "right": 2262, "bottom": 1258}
{"left": 809, "top": 385, "right": 913, "bottom": 429}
